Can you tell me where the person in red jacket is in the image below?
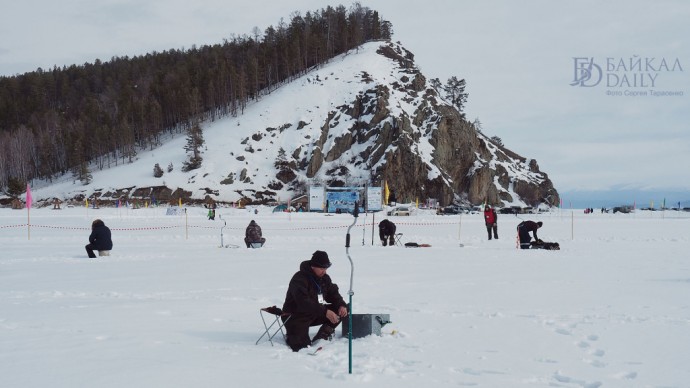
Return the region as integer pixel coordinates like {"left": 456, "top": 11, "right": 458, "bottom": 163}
{"left": 484, "top": 205, "right": 498, "bottom": 240}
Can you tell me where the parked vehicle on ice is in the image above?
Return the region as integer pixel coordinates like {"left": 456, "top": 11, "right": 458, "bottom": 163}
{"left": 389, "top": 206, "right": 411, "bottom": 216}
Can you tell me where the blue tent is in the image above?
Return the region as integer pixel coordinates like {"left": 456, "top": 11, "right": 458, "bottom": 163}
{"left": 272, "top": 204, "right": 288, "bottom": 213}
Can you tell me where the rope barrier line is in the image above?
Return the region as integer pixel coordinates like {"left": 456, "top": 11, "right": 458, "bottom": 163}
{"left": 0, "top": 224, "right": 27, "bottom": 229}
{"left": 1, "top": 220, "right": 462, "bottom": 232}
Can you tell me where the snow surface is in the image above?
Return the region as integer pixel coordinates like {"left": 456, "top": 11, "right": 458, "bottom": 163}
{"left": 2, "top": 206, "right": 689, "bottom": 387}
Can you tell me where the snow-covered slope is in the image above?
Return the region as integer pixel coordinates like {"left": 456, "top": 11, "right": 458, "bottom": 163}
{"left": 27, "top": 41, "right": 557, "bottom": 207}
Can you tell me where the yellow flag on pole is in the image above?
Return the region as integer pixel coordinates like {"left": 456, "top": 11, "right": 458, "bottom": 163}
{"left": 384, "top": 181, "right": 390, "bottom": 205}
{"left": 85, "top": 198, "right": 89, "bottom": 208}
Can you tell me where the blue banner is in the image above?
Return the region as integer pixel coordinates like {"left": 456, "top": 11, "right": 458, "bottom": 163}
{"left": 326, "top": 191, "right": 362, "bottom": 213}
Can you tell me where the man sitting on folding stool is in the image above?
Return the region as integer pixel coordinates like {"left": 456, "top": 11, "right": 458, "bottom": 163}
{"left": 244, "top": 220, "right": 266, "bottom": 248}
{"left": 281, "top": 250, "right": 348, "bottom": 352}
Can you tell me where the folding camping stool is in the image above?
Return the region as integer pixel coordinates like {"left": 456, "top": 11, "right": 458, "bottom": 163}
{"left": 255, "top": 306, "right": 291, "bottom": 346}
{"left": 394, "top": 233, "right": 404, "bottom": 246}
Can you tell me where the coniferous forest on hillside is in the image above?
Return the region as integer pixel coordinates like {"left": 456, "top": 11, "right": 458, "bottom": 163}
{"left": 0, "top": 4, "right": 391, "bottom": 196}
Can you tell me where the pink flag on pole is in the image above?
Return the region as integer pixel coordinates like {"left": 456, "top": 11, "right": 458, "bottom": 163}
{"left": 26, "top": 183, "right": 32, "bottom": 208}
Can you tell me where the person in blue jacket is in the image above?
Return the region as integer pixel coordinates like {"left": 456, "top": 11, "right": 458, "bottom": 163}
{"left": 85, "top": 219, "right": 113, "bottom": 258}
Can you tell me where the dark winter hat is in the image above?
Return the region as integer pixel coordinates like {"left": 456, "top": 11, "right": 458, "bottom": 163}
{"left": 309, "top": 250, "right": 332, "bottom": 268}
{"left": 537, "top": 221, "right": 543, "bottom": 227}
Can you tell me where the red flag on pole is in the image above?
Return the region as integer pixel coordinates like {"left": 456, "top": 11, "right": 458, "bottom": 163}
{"left": 26, "top": 183, "right": 32, "bottom": 240}
{"left": 26, "top": 183, "right": 32, "bottom": 208}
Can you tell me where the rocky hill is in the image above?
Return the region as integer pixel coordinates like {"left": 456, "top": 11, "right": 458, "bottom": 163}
{"left": 27, "top": 41, "right": 558, "bottom": 208}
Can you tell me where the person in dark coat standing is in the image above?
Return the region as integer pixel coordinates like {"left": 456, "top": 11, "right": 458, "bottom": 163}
{"left": 517, "top": 220, "right": 542, "bottom": 249}
{"left": 484, "top": 205, "right": 498, "bottom": 240}
{"left": 244, "top": 220, "right": 266, "bottom": 248}
{"left": 378, "top": 219, "right": 396, "bottom": 246}
{"left": 282, "top": 251, "right": 348, "bottom": 352}
{"left": 85, "top": 219, "right": 113, "bottom": 258}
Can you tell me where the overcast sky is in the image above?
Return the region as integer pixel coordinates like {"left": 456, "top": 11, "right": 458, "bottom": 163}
{"left": 2, "top": 0, "right": 689, "bottom": 196}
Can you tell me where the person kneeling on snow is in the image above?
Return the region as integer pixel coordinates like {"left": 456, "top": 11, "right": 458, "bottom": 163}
{"left": 281, "top": 251, "right": 348, "bottom": 352}
{"left": 85, "top": 219, "right": 113, "bottom": 258}
{"left": 517, "top": 220, "right": 542, "bottom": 249}
{"left": 378, "top": 219, "right": 397, "bottom": 246}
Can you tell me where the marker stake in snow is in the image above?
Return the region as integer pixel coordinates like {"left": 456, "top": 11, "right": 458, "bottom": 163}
{"left": 458, "top": 213, "right": 464, "bottom": 247}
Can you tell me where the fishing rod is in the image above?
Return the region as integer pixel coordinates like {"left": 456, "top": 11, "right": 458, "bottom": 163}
{"left": 345, "top": 201, "right": 359, "bottom": 374}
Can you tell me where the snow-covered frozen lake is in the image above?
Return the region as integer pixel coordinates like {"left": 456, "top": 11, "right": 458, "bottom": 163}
{"left": 2, "top": 206, "right": 689, "bottom": 387}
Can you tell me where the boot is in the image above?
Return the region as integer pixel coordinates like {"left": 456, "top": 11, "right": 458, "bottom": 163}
{"left": 312, "top": 324, "right": 335, "bottom": 343}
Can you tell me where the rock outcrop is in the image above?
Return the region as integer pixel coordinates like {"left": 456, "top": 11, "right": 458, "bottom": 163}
{"left": 273, "top": 42, "right": 558, "bottom": 207}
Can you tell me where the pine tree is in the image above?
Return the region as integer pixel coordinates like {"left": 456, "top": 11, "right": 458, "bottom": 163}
{"left": 443, "top": 76, "right": 469, "bottom": 117}
{"left": 429, "top": 78, "right": 442, "bottom": 93}
{"left": 153, "top": 163, "right": 164, "bottom": 177}
{"left": 72, "top": 161, "right": 92, "bottom": 185}
{"left": 5, "top": 177, "right": 25, "bottom": 198}
{"left": 182, "top": 124, "right": 204, "bottom": 172}
{"left": 490, "top": 136, "right": 503, "bottom": 147}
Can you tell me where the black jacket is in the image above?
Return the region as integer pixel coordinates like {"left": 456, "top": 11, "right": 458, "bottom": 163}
{"left": 245, "top": 221, "right": 262, "bottom": 241}
{"left": 378, "top": 219, "right": 396, "bottom": 239}
{"left": 518, "top": 220, "right": 540, "bottom": 240}
{"left": 282, "top": 260, "right": 347, "bottom": 316}
{"left": 89, "top": 222, "right": 113, "bottom": 250}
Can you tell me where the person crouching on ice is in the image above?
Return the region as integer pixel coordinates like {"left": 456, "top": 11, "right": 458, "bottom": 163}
{"left": 517, "top": 220, "right": 542, "bottom": 249}
{"left": 378, "top": 219, "right": 396, "bottom": 246}
{"left": 281, "top": 250, "right": 348, "bottom": 352}
{"left": 85, "top": 219, "right": 113, "bottom": 258}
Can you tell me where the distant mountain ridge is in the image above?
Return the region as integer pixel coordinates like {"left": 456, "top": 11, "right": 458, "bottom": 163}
{"left": 562, "top": 189, "right": 690, "bottom": 209}
{"left": 22, "top": 40, "right": 558, "bottom": 208}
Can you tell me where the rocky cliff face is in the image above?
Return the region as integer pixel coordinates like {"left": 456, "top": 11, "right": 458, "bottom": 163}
{"left": 267, "top": 42, "right": 558, "bottom": 207}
